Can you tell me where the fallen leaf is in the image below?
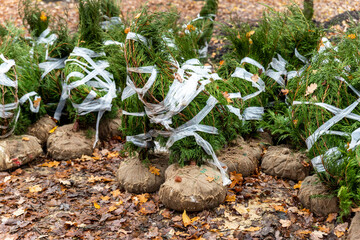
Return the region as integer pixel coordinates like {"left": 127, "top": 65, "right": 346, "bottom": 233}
{"left": 326, "top": 212, "right": 337, "bottom": 222}
{"left": 149, "top": 165, "right": 160, "bottom": 176}
{"left": 182, "top": 210, "right": 191, "bottom": 227}
{"left": 124, "top": 27, "right": 130, "bottom": 34}
{"left": 108, "top": 205, "right": 117, "bottom": 212}
{"left": 33, "top": 97, "right": 41, "bottom": 108}
{"left": 101, "top": 196, "right": 110, "bottom": 201}
{"left": 206, "top": 176, "right": 214, "bottom": 182}
{"left": 348, "top": 34, "right": 356, "bottom": 39}
{"left": 222, "top": 91, "right": 233, "bottom": 104}
{"left": 161, "top": 209, "right": 172, "bottom": 219}
{"left": 111, "top": 189, "right": 121, "bottom": 198}
{"left": 251, "top": 74, "right": 259, "bottom": 83}
{"left": 318, "top": 225, "right": 330, "bottom": 233}
{"left": 243, "top": 226, "right": 261, "bottom": 232}
{"left": 233, "top": 204, "right": 247, "bottom": 214}
{"left": 174, "top": 176, "right": 182, "bottom": 182}
{"left": 107, "top": 151, "right": 119, "bottom": 159}
{"left": 93, "top": 202, "right": 100, "bottom": 209}
{"left": 310, "top": 231, "right": 325, "bottom": 240}
{"left": 49, "top": 126, "right": 58, "bottom": 133}
{"left": 41, "top": 161, "right": 60, "bottom": 168}
{"left": 352, "top": 207, "right": 360, "bottom": 212}
{"left": 140, "top": 200, "right": 157, "bottom": 214}
{"left": 22, "top": 137, "right": 30, "bottom": 141}
{"left": 225, "top": 194, "right": 236, "bottom": 202}
{"left": 305, "top": 83, "right": 317, "bottom": 96}
{"left": 230, "top": 172, "right": 243, "bottom": 188}
{"left": 137, "top": 193, "right": 149, "bottom": 203}
{"left": 219, "top": 60, "right": 225, "bottom": 66}
{"left": 280, "top": 219, "right": 291, "bottom": 228}
{"left": 13, "top": 208, "right": 25, "bottom": 216}
{"left": 29, "top": 185, "right": 42, "bottom": 193}
{"left": 134, "top": 13, "right": 141, "bottom": 19}
{"left": 273, "top": 205, "right": 287, "bottom": 213}
{"left": 293, "top": 181, "right": 302, "bottom": 189}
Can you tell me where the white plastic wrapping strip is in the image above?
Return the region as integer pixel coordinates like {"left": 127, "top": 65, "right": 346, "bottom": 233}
{"left": 39, "top": 56, "right": 67, "bottom": 80}
{"left": 59, "top": 47, "right": 117, "bottom": 147}
{"left": 311, "top": 147, "right": 342, "bottom": 172}
{"left": 103, "top": 40, "right": 124, "bottom": 47}
{"left": 100, "top": 16, "right": 122, "bottom": 30}
{"left": 126, "top": 32, "right": 148, "bottom": 46}
{"left": 29, "top": 29, "right": 58, "bottom": 58}
{"left": 19, "top": 92, "right": 41, "bottom": 113}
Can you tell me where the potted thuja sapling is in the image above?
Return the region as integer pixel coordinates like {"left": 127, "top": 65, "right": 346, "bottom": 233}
{"left": 46, "top": 0, "right": 119, "bottom": 160}
{"left": 115, "top": 10, "right": 180, "bottom": 194}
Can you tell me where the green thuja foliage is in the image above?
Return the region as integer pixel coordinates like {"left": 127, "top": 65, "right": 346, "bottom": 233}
{"left": 316, "top": 146, "right": 360, "bottom": 218}
{"left": 223, "top": 5, "right": 321, "bottom": 67}
{"left": 19, "top": 0, "right": 49, "bottom": 37}
{"left": 100, "top": 0, "right": 121, "bottom": 18}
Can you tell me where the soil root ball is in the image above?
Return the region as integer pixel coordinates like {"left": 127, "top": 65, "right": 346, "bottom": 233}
{"left": 0, "top": 135, "right": 43, "bottom": 171}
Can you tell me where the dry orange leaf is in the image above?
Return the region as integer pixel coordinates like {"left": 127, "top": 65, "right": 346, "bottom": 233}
{"left": 93, "top": 202, "right": 100, "bottom": 209}
{"left": 326, "top": 212, "right": 337, "bottom": 222}
{"left": 124, "top": 27, "right": 130, "bottom": 34}
{"left": 149, "top": 165, "right": 160, "bottom": 176}
{"left": 41, "top": 161, "right": 60, "bottom": 168}
{"left": 112, "top": 189, "right": 121, "bottom": 198}
{"left": 251, "top": 74, "right": 259, "bottom": 83}
{"left": 293, "top": 181, "right": 302, "bottom": 189}
{"left": 101, "top": 196, "right": 110, "bottom": 201}
{"left": 182, "top": 210, "right": 191, "bottom": 227}
{"left": 219, "top": 60, "right": 225, "bottom": 66}
{"left": 107, "top": 151, "right": 119, "bottom": 159}
{"left": 137, "top": 193, "right": 149, "bottom": 203}
{"left": 108, "top": 205, "right": 117, "bottom": 212}
{"left": 33, "top": 97, "right": 41, "bottom": 108}
{"left": 22, "top": 137, "right": 30, "bottom": 141}
{"left": 29, "top": 185, "right": 42, "bottom": 193}
{"left": 348, "top": 34, "right": 356, "bottom": 39}
{"left": 305, "top": 83, "right": 317, "bottom": 96}
{"left": 318, "top": 225, "right": 330, "bottom": 233}
{"left": 249, "top": 38, "right": 253, "bottom": 45}
{"left": 243, "top": 226, "right": 261, "bottom": 232}
{"left": 49, "top": 126, "right": 58, "bottom": 133}
{"left": 225, "top": 194, "right": 236, "bottom": 202}
{"left": 352, "top": 207, "right": 360, "bottom": 212}
{"left": 273, "top": 205, "right": 287, "bottom": 213}
{"left": 230, "top": 171, "right": 243, "bottom": 188}
{"left": 206, "top": 176, "right": 215, "bottom": 182}
{"left": 175, "top": 176, "right": 182, "bottom": 182}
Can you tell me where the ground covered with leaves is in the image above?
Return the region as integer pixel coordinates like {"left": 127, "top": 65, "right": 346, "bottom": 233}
{"left": 0, "top": 138, "right": 351, "bottom": 239}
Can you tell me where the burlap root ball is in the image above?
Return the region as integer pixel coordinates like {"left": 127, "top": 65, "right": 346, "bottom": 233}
{"left": 219, "top": 137, "right": 261, "bottom": 176}
{"left": 47, "top": 124, "right": 96, "bottom": 160}
{"left": 0, "top": 135, "right": 43, "bottom": 171}
{"left": 116, "top": 154, "right": 169, "bottom": 193}
{"left": 298, "top": 175, "right": 339, "bottom": 217}
{"left": 261, "top": 145, "right": 310, "bottom": 181}
{"left": 27, "top": 115, "right": 57, "bottom": 145}
{"left": 348, "top": 212, "right": 360, "bottom": 240}
{"left": 159, "top": 164, "right": 227, "bottom": 212}
{"left": 99, "top": 111, "right": 122, "bottom": 141}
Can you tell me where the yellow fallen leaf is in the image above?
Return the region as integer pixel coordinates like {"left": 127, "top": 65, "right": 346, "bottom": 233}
{"left": 219, "top": 60, "right": 225, "bottom": 66}
{"left": 101, "top": 196, "right": 110, "bottom": 201}
{"left": 108, "top": 205, "right": 117, "bottom": 212}
{"left": 29, "top": 185, "right": 42, "bottom": 193}
{"left": 93, "top": 202, "right": 100, "bottom": 209}
{"left": 182, "top": 210, "right": 191, "bottom": 227}
{"left": 135, "top": 13, "right": 141, "bottom": 19}
{"left": 249, "top": 38, "right": 253, "bottom": 45}
{"left": 293, "top": 181, "right": 302, "bottom": 189}
{"left": 49, "top": 126, "right": 58, "bottom": 133}
{"left": 273, "top": 205, "right": 287, "bottom": 213}
{"left": 348, "top": 34, "right": 356, "bottom": 39}
{"left": 334, "top": 230, "right": 345, "bottom": 238}
{"left": 318, "top": 225, "right": 330, "bottom": 233}
{"left": 22, "top": 137, "right": 30, "bottom": 141}
{"left": 149, "top": 165, "right": 160, "bottom": 176}
{"left": 281, "top": 89, "right": 289, "bottom": 95}
{"left": 42, "top": 161, "right": 60, "bottom": 168}
{"left": 124, "top": 27, "right": 130, "bottom": 34}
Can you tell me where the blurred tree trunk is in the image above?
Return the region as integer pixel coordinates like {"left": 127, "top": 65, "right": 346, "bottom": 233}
{"left": 303, "top": 0, "right": 314, "bottom": 21}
